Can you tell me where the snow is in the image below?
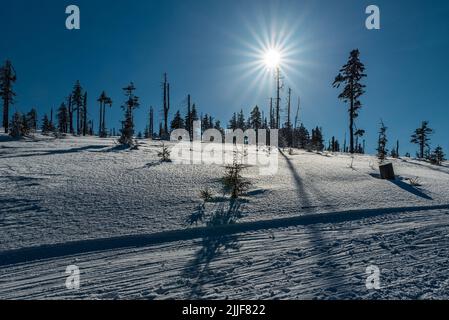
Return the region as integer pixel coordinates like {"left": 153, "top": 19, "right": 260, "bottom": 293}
{"left": 1, "top": 133, "right": 449, "bottom": 299}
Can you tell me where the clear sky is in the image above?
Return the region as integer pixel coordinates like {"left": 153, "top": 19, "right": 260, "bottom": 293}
{"left": 1, "top": 0, "right": 448, "bottom": 155}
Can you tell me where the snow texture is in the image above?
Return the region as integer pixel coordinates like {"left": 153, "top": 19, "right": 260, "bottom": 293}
{"left": 1, "top": 134, "right": 449, "bottom": 299}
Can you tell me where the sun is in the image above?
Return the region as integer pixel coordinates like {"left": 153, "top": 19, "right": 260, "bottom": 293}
{"left": 264, "top": 49, "right": 281, "bottom": 69}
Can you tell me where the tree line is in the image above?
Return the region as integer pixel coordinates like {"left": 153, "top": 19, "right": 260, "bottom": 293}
{"left": 0, "top": 56, "right": 446, "bottom": 165}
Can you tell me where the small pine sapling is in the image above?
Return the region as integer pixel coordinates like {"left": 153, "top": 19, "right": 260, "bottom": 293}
{"left": 158, "top": 143, "right": 171, "bottom": 162}
{"left": 199, "top": 188, "right": 213, "bottom": 203}
{"left": 222, "top": 153, "right": 251, "bottom": 199}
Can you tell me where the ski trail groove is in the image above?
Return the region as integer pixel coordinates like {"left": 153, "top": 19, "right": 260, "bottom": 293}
{"left": 1, "top": 203, "right": 449, "bottom": 267}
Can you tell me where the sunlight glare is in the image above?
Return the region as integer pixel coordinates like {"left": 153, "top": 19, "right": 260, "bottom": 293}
{"left": 264, "top": 49, "right": 281, "bottom": 69}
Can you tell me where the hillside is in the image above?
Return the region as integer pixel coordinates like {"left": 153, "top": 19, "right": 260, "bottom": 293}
{"left": 1, "top": 134, "right": 449, "bottom": 299}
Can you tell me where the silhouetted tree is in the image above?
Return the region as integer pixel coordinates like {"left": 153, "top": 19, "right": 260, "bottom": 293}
{"left": 71, "top": 81, "right": 84, "bottom": 135}
{"left": 97, "top": 91, "right": 112, "bottom": 137}
{"left": 294, "top": 123, "right": 310, "bottom": 149}
{"left": 228, "top": 112, "right": 237, "bottom": 130}
{"left": 9, "top": 112, "right": 23, "bottom": 138}
{"left": 57, "top": 103, "right": 69, "bottom": 133}
{"left": 83, "top": 92, "right": 88, "bottom": 136}
{"left": 149, "top": 106, "right": 154, "bottom": 139}
{"left": 171, "top": 110, "right": 185, "bottom": 130}
{"left": 41, "top": 114, "right": 52, "bottom": 135}
{"left": 162, "top": 73, "right": 170, "bottom": 139}
{"left": 333, "top": 49, "right": 367, "bottom": 154}
{"left": 430, "top": 146, "right": 445, "bottom": 165}
{"left": 236, "top": 109, "right": 245, "bottom": 129}
{"left": 185, "top": 95, "right": 192, "bottom": 138}
{"left": 377, "top": 120, "right": 388, "bottom": 161}
{"left": 26, "top": 108, "right": 38, "bottom": 133}
{"left": 354, "top": 129, "right": 365, "bottom": 153}
{"left": 411, "top": 121, "right": 433, "bottom": 159}
{"left": 249, "top": 105, "right": 262, "bottom": 131}
{"left": 0, "top": 60, "right": 17, "bottom": 133}
{"left": 118, "top": 82, "right": 140, "bottom": 146}
{"left": 311, "top": 126, "right": 324, "bottom": 151}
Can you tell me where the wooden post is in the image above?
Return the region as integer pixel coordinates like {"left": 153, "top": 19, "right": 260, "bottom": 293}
{"left": 379, "top": 163, "right": 395, "bottom": 180}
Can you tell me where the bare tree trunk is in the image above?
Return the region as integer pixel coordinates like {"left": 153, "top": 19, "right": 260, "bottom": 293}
{"left": 83, "top": 92, "right": 87, "bottom": 136}
{"left": 3, "top": 98, "right": 9, "bottom": 133}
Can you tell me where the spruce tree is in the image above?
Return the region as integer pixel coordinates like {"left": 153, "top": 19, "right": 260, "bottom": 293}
{"left": 430, "top": 146, "right": 445, "bottom": 165}
{"left": 83, "top": 92, "right": 88, "bottom": 136}
{"left": 26, "top": 108, "right": 38, "bottom": 133}
{"left": 41, "top": 114, "right": 52, "bottom": 135}
{"left": 333, "top": 49, "right": 367, "bottom": 154}
{"left": 171, "top": 110, "right": 185, "bottom": 130}
{"left": 237, "top": 109, "right": 245, "bottom": 129}
{"left": 294, "top": 123, "right": 310, "bottom": 149}
{"left": 411, "top": 121, "right": 433, "bottom": 159}
{"left": 249, "top": 105, "right": 262, "bottom": 131}
{"left": 228, "top": 112, "right": 237, "bottom": 130}
{"left": 57, "top": 103, "right": 69, "bottom": 133}
{"left": 118, "top": 82, "right": 140, "bottom": 146}
{"left": 71, "top": 81, "right": 84, "bottom": 135}
{"left": 377, "top": 121, "right": 388, "bottom": 161}
{"left": 0, "top": 60, "right": 17, "bottom": 133}
{"left": 311, "top": 127, "right": 324, "bottom": 151}
{"left": 9, "top": 112, "right": 23, "bottom": 138}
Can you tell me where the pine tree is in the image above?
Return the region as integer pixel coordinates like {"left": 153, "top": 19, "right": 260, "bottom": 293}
{"left": 185, "top": 95, "right": 192, "bottom": 139}
{"left": 377, "top": 120, "right": 388, "bottom": 161}
{"left": 57, "top": 103, "right": 69, "bottom": 133}
{"left": 67, "top": 94, "right": 74, "bottom": 134}
{"left": 430, "top": 146, "right": 445, "bottom": 165}
{"left": 26, "top": 108, "right": 38, "bottom": 133}
{"left": 333, "top": 49, "right": 367, "bottom": 154}
{"left": 311, "top": 127, "right": 324, "bottom": 151}
{"left": 354, "top": 129, "right": 365, "bottom": 154}
{"left": 294, "top": 123, "right": 310, "bottom": 149}
{"left": 162, "top": 73, "right": 170, "bottom": 139}
{"left": 149, "top": 106, "right": 154, "bottom": 139}
{"left": 0, "top": 60, "right": 17, "bottom": 133}
{"left": 41, "top": 114, "right": 52, "bottom": 135}
{"left": 201, "top": 113, "right": 210, "bottom": 133}
{"left": 236, "top": 109, "right": 245, "bottom": 129}
{"left": 83, "top": 92, "right": 88, "bottom": 136}
{"left": 411, "top": 121, "right": 433, "bottom": 159}
{"left": 171, "top": 110, "right": 185, "bottom": 130}
{"left": 71, "top": 81, "right": 84, "bottom": 135}
{"left": 118, "top": 82, "right": 140, "bottom": 146}
{"left": 9, "top": 112, "right": 23, "bottom": 138}
{"left": 228, "top": 112, "right": 237, "bottom": 130}
{"left": 97, "top": 91, "right": 112, "bottom": 137}
{"left": 249, "top": 105, "right": 262, "bottom": 131}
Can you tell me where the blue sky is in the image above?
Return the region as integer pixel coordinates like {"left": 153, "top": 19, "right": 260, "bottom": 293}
{"left": 1, "top": 0, "right": 448, "bottom": 155}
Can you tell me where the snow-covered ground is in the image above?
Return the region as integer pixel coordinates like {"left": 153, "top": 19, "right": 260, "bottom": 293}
{"left": 1, "top": 134, "right": 449, "bottom": 299}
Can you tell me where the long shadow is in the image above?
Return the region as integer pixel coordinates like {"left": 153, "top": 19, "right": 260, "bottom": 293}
{"left": 390, "top": 179, "right": 433, "bottom": 200}
{"left": 280, "top": 150, "right": 350, "bottom": 298}
{"left": 369, "top": 174, "right": 433, "bottom": 200}
{"left": 0, "top": 145, "right": 109, "bottom": 159}
{"left": 181, "top": 200, "right": 243, "bottom": 299}
{"left": 2, "top": 201, "right": 449, "bottom": 267}
{"left": 401, "top": 159, "right": 449, "bottom": 176}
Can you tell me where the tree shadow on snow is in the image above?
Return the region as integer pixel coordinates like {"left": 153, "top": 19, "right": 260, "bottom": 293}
{"left": 280, "top": 150, "right": 352, "bottom": 299}
{"left": 0, "top": 145, "right": 109, "bottom": 159}
{"left": 369, "top": 173, "right": 432, "bottom": 200}
{"left": 181, "top": 200, "right": 243, "bottom": 299}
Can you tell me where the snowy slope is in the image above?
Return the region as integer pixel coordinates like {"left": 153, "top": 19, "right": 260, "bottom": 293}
{"left": 1, "top": 134, "right": 449, "bottom": 299}
{"left": 1, "top": 134, "right": 448, "bottom": 251}
{"left": 1, "top": 207, "right": 449, "bottom": 300}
